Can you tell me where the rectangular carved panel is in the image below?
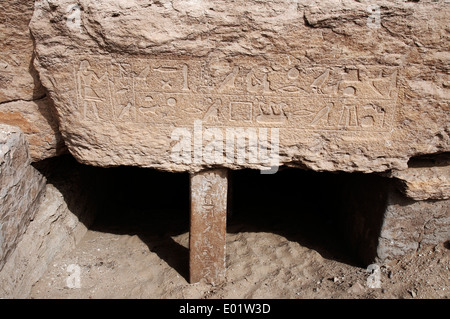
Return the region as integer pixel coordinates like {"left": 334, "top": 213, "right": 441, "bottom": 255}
{"left": 61, "top": 55, "right": 398, "bottom": 132}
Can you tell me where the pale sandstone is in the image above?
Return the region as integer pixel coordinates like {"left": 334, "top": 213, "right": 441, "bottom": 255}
{"left": 0, "top": 184, "right": 78, "bottom": 298}
{"left": 29, "top": 0, "right": 449, "bottom": 173}
{"left": 0, "top": 97, "right": 67, "bottom": 162}
{"left": 0, "top": 124, "right": 46, "bottom": 272}
{"left": 0, "top": 0, "right": 44, "bottom": 102}
{"left": 388, "top": 153, "right": 450, "bottom": 200}
{"left": 0, "top": 155, "right": 100, "bottom": 298}
{"left": 377, "top": 191, "right": 450, "bottom": 262}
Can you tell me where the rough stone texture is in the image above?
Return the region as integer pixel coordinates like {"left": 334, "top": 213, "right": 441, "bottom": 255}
{"left": 0, "top": 0, "right": 45, "bottom": 102}
{"left": 190, "top": 169, "right": 228, "bottom": 284}
{"left": 0, "top": 97, "right": 67, "bottom": 162}
{"left": 29, "top": 0, "right": 449, "bottom": 173}
{"left": 0, "top": 155, "right": 100, "bottom": 298}
{"left": 338, "top": 173, "right": 449, "bottom": 265}
{"left": 0, "top": 0, "right": 65, "bottom": 162}
{"left": 391, "top": 166, "right": 450, "bottom": 201}
{"left": 389, "top": 153, "right": 450, "bottom": 200}
{"left": 0, "top": 124, "right": 46, "bottom": 272}
{"left": 376, "top": 190, "right": 450, "bottom": 263}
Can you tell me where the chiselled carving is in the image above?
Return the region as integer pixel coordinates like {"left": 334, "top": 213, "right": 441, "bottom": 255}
{"left": 138, "top": 96, "right": 160, "bottom": 115}
{"left": 182, "top": 64, "right": 190, "bottom": 91}
{"left": 161, "top": 79, "right": 172, "bottom": 90}
{"left": 76, "top": 60, "right": 108, "bottom": 120}
{"left": 359, "top": 104, "right": 386, "bottom": 128}
{"left": 153, "top": 63, "right": 191, "bottom": 92}
{"left": 256, "top": 101, "right": 288, "bottom": 124}
{"left": 190, "top": 169, "right": 228, "bottom": 284}
{"left": 246, "top": 69, "right": 273, "bottom": 94}
{"left": 287, "top": 67, "right": 300, "bottom": 80}
{"left": 118, "top": 102, "right": 137, "bottom": 121}
{"left": 311, "top": 103, "right": 333, "bottom": 127}
{"left": 337, "top": 104, "right": 359, "bottom": 128}
{"left": 311, "top": 69, "right": 330, "bottom": 93}
{"left": 218, "top": 66, "right": 239, "bottom": 93}
{"left": 230, "top": 102, "right": 253, "bottom": 122}
{"left": 70, "top": 56, "right": 398, "bottom": 133}
{"left": 276, "top": 67, "right": 305, "bottom": 93}
{"left": 167, "top": 97, "right": 177, "bottom": 107}
{"left": 203, "top": 98, "right": 222, "bottom": 123}
{"left": 370, "top": 70, "right": 398, "bottom": 98}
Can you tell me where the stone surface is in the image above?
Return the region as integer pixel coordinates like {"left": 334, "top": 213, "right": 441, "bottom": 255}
{"left": 389, "top": 154, "right": 450, "bottom": 200}
{"left": 0, "top": 155, "right": 100, "bottom": 298}
{"left": 391, "top": 166, "right": 450, "bottom": 201}
{"left": 0, "top": 97, "right": 67, "bottom": 162}
{"left": 0, "top": 124, "right": 46, "bottom": 272}
{"left": 376, "top": 190, "right": 450, "bottom": 263}
{"left": 190, "top": 169, "right": 228, "bottom": 284}
{"left": 0, "top": 0, "right": 64, "bottom": 162}
{"left": 29, "top": 0, "right": 449, "bottom": 173}
{"left": 337, "top": 173, "right": 449, "bottom": 265}
{"left": 0, "top": 0, "right": 45, "bottom": 102}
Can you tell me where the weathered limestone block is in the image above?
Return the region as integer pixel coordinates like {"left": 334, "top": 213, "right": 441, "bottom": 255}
{"left": 338, "top": 174, "right": 449, "bottom": 265}
{"left": 0, "top": 155, "right": 100, "bottom": 298}
{"left": 29, "top": 0, "right": 449, "bottom": 173}
{"left": 190, "top": 169, "right": 228, "bottom": 284}
{"left": 391, "top": 166, "right": 450, "bottom": 201}
{"left": 0, "top": 124, "right": 46, "bottom": 271}
{"left": 0, "top": 185, "right": 78, "bottom": 298}
{"left": 1, "top": 0, "right": 64, "bottom": 162}
{"left": 389, "top": 154, "right": 450, "bottom": 200}
{"left": 377, "top": 191, "right": 450, "bottom": 263}
{"left": 0, "top": 97, "right": 67, "bottom": 162}
{"left": 0, "top": 0, "right": 44, "bottom": 102}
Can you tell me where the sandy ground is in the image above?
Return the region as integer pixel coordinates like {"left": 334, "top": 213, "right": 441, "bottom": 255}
{"left": 30, "top": 205, "right": 449, "bottom": 299}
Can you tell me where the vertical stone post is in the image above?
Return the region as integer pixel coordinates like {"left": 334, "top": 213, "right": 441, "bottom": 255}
{"left": 189, "top": 169, "right": 228, "bottom": 285}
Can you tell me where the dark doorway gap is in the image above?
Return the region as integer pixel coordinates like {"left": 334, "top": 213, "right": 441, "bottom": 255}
{"left": 34, "top": 155, "right": 392, "bottom": 281}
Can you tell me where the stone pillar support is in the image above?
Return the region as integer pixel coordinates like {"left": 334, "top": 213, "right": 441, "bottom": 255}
{"left": 189, "top": 169, "right": 228, "bottom": 285}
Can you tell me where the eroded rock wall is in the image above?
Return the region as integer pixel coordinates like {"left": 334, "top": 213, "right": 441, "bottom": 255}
{"left": 0, "top": 0, "right": 65, "bottom": 161}
{"left": 0, "top": 124, "right": 46, "bottom": 272}
{"left": 0, "top": 155, "right": 101, "bottom": 298}
{"left": 29, "top": 0, "right": 449, "bottom": 173}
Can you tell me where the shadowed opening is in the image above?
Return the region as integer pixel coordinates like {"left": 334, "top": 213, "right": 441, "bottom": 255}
{"left": 229, "top": 168, "right": 390, "bottom": 267}
{"left": 34, "top": 155, "right": 391, "bottom": 282}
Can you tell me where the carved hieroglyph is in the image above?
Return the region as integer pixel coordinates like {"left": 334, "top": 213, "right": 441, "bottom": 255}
{"left": 30, "top": 0, "right": 449, "bottom": 173}
{"left": 34, "top": 53, "right": 403, "bottom": 171}
{"left": 190, "top": 169, "right": 228, "bottom": 284}
{"left": 70, "top": 57, "right": 397, "bottom": 131}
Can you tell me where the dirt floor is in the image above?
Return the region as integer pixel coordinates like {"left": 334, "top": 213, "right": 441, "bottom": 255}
{"left": 30, "top": 205, "right": 449, "bottom": 299}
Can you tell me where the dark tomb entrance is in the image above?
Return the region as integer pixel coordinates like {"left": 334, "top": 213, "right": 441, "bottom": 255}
{"left": 34, "top": 155, "right": 392, "bottom": 282}
{"left": 228, "top": 168, "right": 391, "bottom": 267}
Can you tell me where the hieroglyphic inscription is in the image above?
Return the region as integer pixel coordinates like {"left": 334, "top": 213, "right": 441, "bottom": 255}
{"left": 68, "top": 55, "right": 399, "bottom": 132}
{"left": 190, "top": 169, "right": 228, "bottom": 284}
